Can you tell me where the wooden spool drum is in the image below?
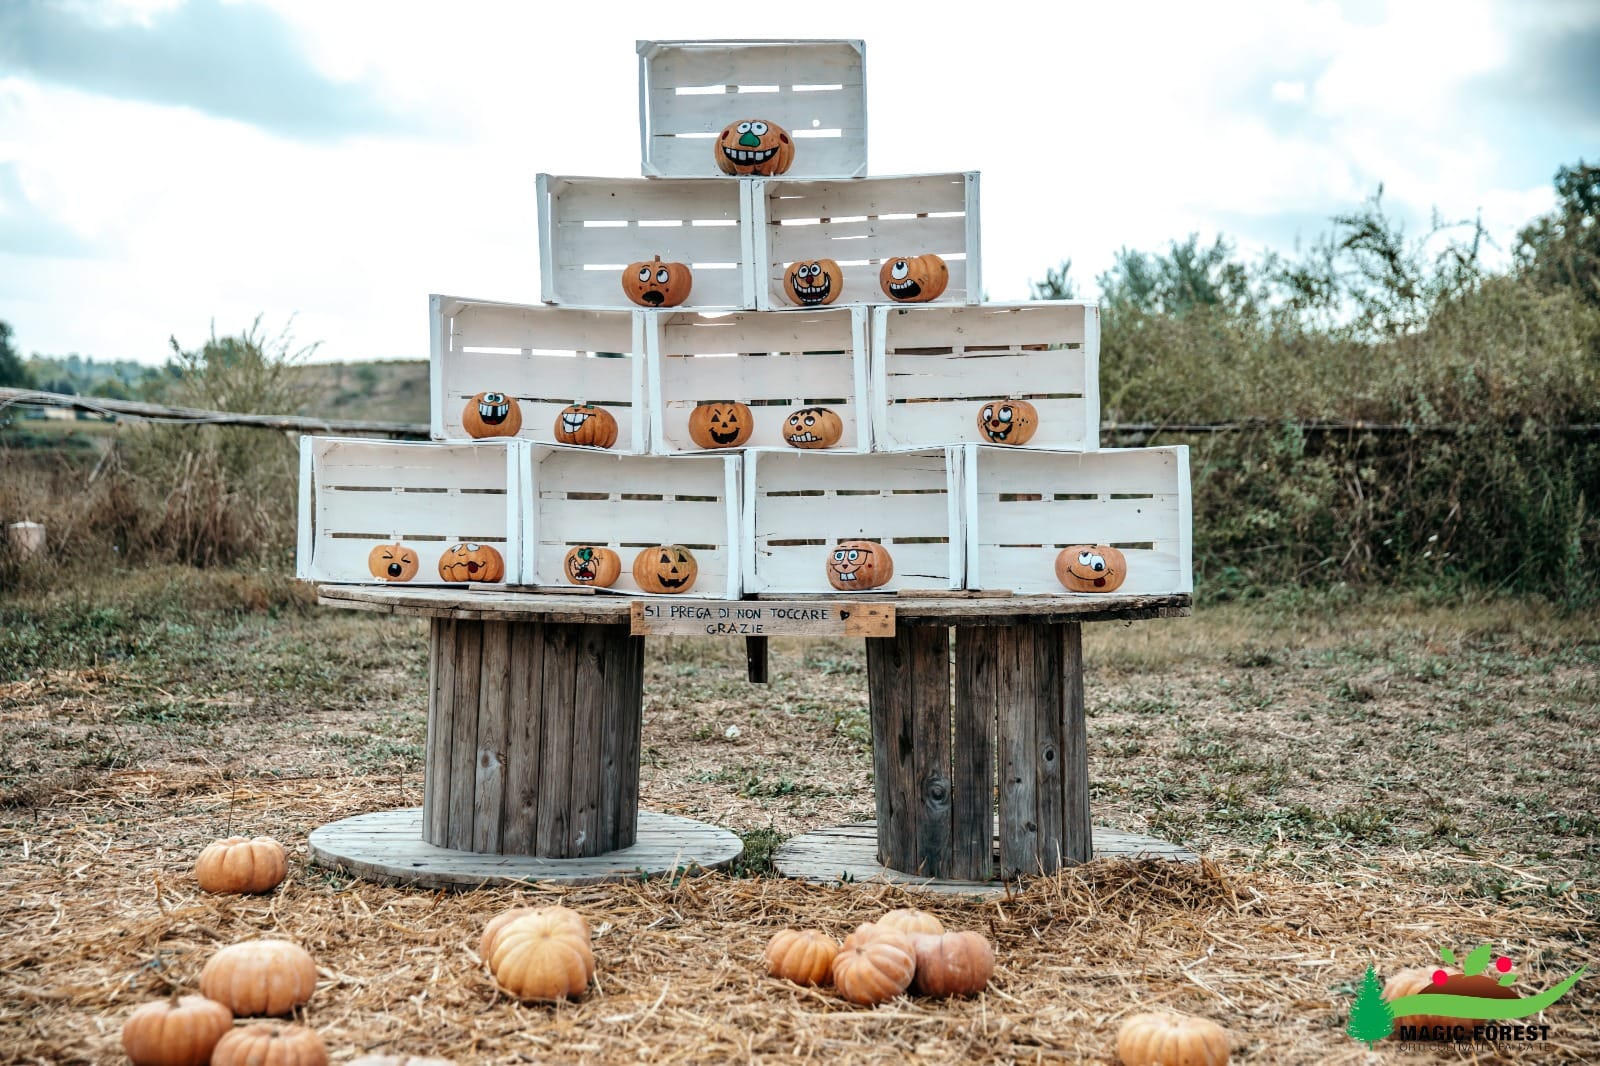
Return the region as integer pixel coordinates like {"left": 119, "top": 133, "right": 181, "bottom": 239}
{"left": 423, "top": 618, "right": 644, "bottom": 857}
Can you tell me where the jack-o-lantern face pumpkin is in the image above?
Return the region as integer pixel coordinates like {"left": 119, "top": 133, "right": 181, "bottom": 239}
{"left": 553, "top": 403, "right": 619, "bottom": 448}
{"left": 879, "top": 254, "right": 949, "bottom": 303}
{"left": 827, "top": 541, "right": 894, "bottom": 590}
{"left": 462, "top": 391, "right": 523, "bottom": 438}
{"left": 785, "top": 260, "right": 843, "bottom": 306}
{"left": 367, "top": 543, "right": 419, "bottom": 582}
{"left": 782, "top": 407, "right": 844, "bottom": 449}
{"left": 633, "top": 545, "right": 698, "bottom": 594}
{"left": 687, "top": 402, "right": 753, "bottom": 449}
{"left": 564, "top": 545, "right": 621, "bottom": 588}
{"left": 714, "top": 119, "right": 794, "bottom": 176}
{"left": 976, "top": 399, "right": 1040, "bottom": 445}
{"left": 1055, "top": 544, "right": 1127, "bottom": 593}
{"left": 439, "top": 542, "right": 506, "bottom": 584}
{"left": 622, "top": 256, "right": 692, "bottom": 308}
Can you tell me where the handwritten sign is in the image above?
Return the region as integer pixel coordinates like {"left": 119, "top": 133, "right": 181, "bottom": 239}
{"left": 630, "top": 600, "right": 895, "bottom": 638}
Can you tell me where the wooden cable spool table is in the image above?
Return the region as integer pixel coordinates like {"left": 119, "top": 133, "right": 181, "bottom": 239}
{"left": 309, "top": 585, "right": 1195, "bottom": 891}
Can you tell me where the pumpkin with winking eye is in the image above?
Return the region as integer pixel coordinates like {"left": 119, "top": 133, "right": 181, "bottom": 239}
{"left": 633, "top": 545, "right": 698, "bottom": 594}
{"left": 714, "top": 119, "right": 794, "bottom": 176}
{"left": 563, "top": 545, "right": 621, "bottom": 588}
{"left": 553, "top": 403, "right": 619, "bottom": 448}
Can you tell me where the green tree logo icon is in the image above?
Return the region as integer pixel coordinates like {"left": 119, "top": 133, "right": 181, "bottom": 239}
{"left": 1347, "top": 965, "right": 1396, "bottom": 1048}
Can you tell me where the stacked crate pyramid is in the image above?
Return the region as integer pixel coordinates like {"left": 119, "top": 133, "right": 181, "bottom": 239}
{"left": 298, "top": 39, "right": 1193, "bottom": 599}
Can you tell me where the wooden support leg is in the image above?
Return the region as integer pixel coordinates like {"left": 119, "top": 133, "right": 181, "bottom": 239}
{"left": 745, "top": 635, "right": 769, "bottom": 684}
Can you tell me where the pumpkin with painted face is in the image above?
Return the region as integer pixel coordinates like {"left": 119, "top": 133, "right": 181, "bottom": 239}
{"left": 633, "top": 545, "right": 698, "bottom": 594}
{"left": 439, "top": 543, "right": 506, "bottom": 584}
{"left": 782, "top": 407, "right": 844, "bottom": 449}
{"left": 563, "top": 545, "right": 620, "bottom": 588}
{"left": 879, "top": 254, "right": 949, "bottom": 303}
{"left": 785, "top": 259, "right": 842, "bottom": 306}
{"left": 713, "top": 118, "right": 794, "bottom": 176}
{"left": 461, "top": 391, "right": 523, "bottom": 438}
{"left": 621, "top": 256, "right": 692, "bottom": 308}
{"left": 1055, "top": 544, "right": 1126, "bottom": 593}
{"left": 553, "top": 403, "right": 619, "bottom": 448}
{"left": 976, "top": 399, "right": 1039, "bottom": 445}
{"left": 687, "top": 402, "right": 753, "bottom": 449}
{"left": 367, "top": 543, "right": 419, "bottom": 582}
{"left": 827, "top": 541, "right": 893, "bottom": 591}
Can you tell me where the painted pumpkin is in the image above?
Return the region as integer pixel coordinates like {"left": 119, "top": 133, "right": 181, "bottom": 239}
{"left": 976, "top": 399, "right": 1039, "bottom": 445}
{"left": 195, "top": 835, "right": 288, "bottom": 894}
{"left": 909, "top": 931, "right": 995, "bottom": 997}
{"left": 1055, "top": 544, "right": 1127, "bottom": 593}
{"left": 633, "top": 545, "right": 698, "bottom": 594}
{"left": 563, "top": 545, "right": 621, "bottom": 588}
{"left": 827, "top": 541, "right": 893, "bottom": 591}
{"left": 785, "top": 259, "right": 842, "bottom": 306}
{"left": 486, "top": 906, "right": 594, "bottom": 1003}
{"left": 121, "top": 994, "right": 233, "bottom": 1066}
{"left": 199, "top": 940, "right": 318, "bottom": 1017}
{"left": 1116, "top": 1012, "right": 1231, "bottom": 1066}
{"left": 714, "top": 118, "right": 794, "bottom": 176}
{"left": 830, "top": 933, "right": 915, "bottom": 1006}
{"left": 782, "top": 407, "right": 844, "bottom": 449}
{"left": 367, "top": 543, "right": 419, "bottom": 583}
{"left": 210, "top": 1022, "right": 328, "bottom": 1066}
{"left": 438, "top": 543, "right": 505, "bottom": 584}
{"left": 622, "top": 255, "right": 692, "bottom": 308}
{"left": 879, "top": 254, "right": 949, "bottom": 303}
{"left": 553, "top": 403, "right": 619, "bottom": 448}
{"left": 765, "top": 929, "right": 840, "bottom": 987}
{"left": 688, "top": 402, "right": 754, "bottom": 449}
{"left": 461, "top": 391, "right": 523, "bottom": 438}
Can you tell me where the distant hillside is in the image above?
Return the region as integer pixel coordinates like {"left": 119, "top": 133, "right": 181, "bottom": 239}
{"left": 291, "top": 360, "right": 430, "bottom": 425}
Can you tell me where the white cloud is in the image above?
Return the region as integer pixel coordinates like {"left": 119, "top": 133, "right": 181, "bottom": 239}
{"left": 1270, "top": 80, "right": 1308, "bottom": 104}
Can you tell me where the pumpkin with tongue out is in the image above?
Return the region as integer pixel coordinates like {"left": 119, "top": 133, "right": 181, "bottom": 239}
{"left": 1054, "top": 544, "right": 1126, "bottom": 593}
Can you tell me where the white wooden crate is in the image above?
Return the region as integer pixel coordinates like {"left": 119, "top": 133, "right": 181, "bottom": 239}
{"left": 963, "top": 445, "right": 1192, "bottom": 596}
{"left": 750, "top": 173, "right": 981, "bottom": 310}
{"left": 743, "top": 448, "right": 963, "bottom": 594}
{"left": 648, "top": 307, "right": 870, "bottom": 454}
{"left": 429, "top": 296, "right": 647, "bottom": 451}
{"left": 296, "top": 437, "right": 520, "bottom": 585}
{"left": 518, "top": 445, "right": 741, "bottom": 598}
{"left": 872, "top": 301, "right": 1100, "bottom": 451}
{"left": 537, "top": 175, "right": 749, "bottom": 309}
{"left": 638, "top": 39, "right": 867, "bottom": 179}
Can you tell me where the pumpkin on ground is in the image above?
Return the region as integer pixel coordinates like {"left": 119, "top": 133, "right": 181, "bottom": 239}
{"left": 687, "top": 402, "right": 754, "bottom": 449}
{"left": 211, "top": 1022, "right": 328, "bottom": 1066}
{"left": 1116, "top": 1012, "right": 1231, "bottom": 1066}
{"left": 622, "top": 256, "right": 692, "bottom": 308}
{"left": 461, "top": 391, "right": 523, "bottom": 438}
{"left": 1382, "top": 965, "right": 1517, "bottom": 1033}
{"left": 976, "top": 399, "right": 1040, "bottom": 445}
{"left": 713, "top": 119, "right": 794, "bottom": 176}
{"left": 366, "top": 543, "right": 419, "bottom": 583}
{"left": 879, "top": 254, "right": 949, "bottom": 303}
{"left": 486, "top": 906, "right": 595, "bottom": 1003}
{"left": 195, "top": 835, "right": 288, "bottom": 895}
{"left": 827, "top": 541, "right": 893, "bottom": 591}
{"left": 831, "top": 932, "right": 916, "bottom": 1006}
{"left": 553, "top": 403, "right": 620, "bottom": 448}
{"left": 438, "top": 543, "right": 505, "bottom": 584}
{"left": 1055, "top": 544, "right": 1127, "bottom": 594}
{"left": 121, "top": 994, "right": 233, "bottom": 1066}
{"left": 199, "top": 940, "right": 318, "bottom": 1017}
{"left": 785, "top": 259, "right": 843, "bottom": 306}
{"left": 875, "top": 908, "right": 944, "bottom": 938}
{"left": 909, "top": 932, "right": 995, "bottom": 997}
{"left": 781, "top": 407, "right": 844, "bottom": 449}
{"left": 563, "top": 545, "right": 621, "bottom": 588}
{"left": 765, "top": 929, "right": 840, "bottom": 987}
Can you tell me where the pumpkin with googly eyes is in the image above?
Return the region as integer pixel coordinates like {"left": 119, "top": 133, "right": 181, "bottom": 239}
{"left": 367, "top": 543, "right": 419, "bottom": 582}
{"left": 439, "top": 542, "right": 505, "bottom": 584}
{"left": 782, "top": 407, "right": 843, "bottom": 449}
{"left": 461, "top": 391, "right": 523, "bottom": 438}
{"left": 785, "top": 259, "right": 842, "bottom": 306}
{"left": 1055, "top": 544, "right": 1126, "bottom": 593}
{"left": 827, "top": 541, "right": 893, "bottom": 591}
{"left": 563, "top": 545, "right": 620, "bottom": 588}
{"left": 633, "top": 545, "right": 698, "bottom": 594}
{"left": 621, "top": 256, "right": 692, "bottom": 308}
{"left": 688, "top": 402, "right": 754, "bottom": 449}
{"left": 976, "top": 398, "right": 1039, "bottom": 445}
{"left": 879, "top": 254, "right": 949, "bottom": 303}
{"left": 714, "top": 118, "right": 794, "bottom": 176}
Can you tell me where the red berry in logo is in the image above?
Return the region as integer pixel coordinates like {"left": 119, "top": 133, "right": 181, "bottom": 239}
{"left": 1432, "top": 969, "right": 1450, "bottom": 985}
{"left": 1495, "top": 956, "right": 1512, "bottom": 973}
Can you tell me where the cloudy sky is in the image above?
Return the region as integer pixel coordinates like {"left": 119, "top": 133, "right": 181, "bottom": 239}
{"left": 1, "top": 0, "right": 1596, "bottom": 365}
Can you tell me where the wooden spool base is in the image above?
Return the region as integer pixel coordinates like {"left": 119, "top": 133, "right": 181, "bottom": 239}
{"left": 309, "top": 808, "right": 742, "bottom": 890}
{"left": 773, "top": 821, "right": 1196, "bottom": 897}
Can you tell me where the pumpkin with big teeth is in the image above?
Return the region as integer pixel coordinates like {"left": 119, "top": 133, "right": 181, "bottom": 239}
{"left": 1054, "top": 544, "right": 1126, "bottom": 593}
{"left": 687, "top": 402, "right": 754, "bottom": 449}
{"left": 827, "top": 541, "right": 893, "bottom": 591}
{"left": 563, "top": 545, "right": 620, "bottom": 588}
{"left": 439, "top": 543, "right": 505, "bottom": 584}
{"left": 461, "top": 391, "right": 522, "bottom": 438}
{"left": 553, "top": 403, "right": 619, "bottom": 448}
{"left": 976, "top": 399, "right": 1039, "bottom": 445}
{"left": 633, "top": 545, "right": 698, "bottom": 594}
{"left": 785, "top": 259, "right": 842, "bottom": 306}
{"left": 782, "top": 407, "right": 843, "bottom": 449}
{"left": 713, "top": 119, "right": 794, "bottom": 176}
{"left": 879, "top": 254, "right": 949, "bottom": 303}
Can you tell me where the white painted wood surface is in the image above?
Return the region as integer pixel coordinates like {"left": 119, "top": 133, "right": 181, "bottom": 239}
{"left": 751, "top": 173, "right": 981, "bottom": 310}
{"left": 537, "top": 174, "right": 749, "bottom": 309}
{"left": 963, "top": 445, "right": 1193, "bottom": 595}
{"left": 637, "top": 40, "right": 867, "bottom": 179}
{"left": 297, "top": 437, "right": 520, "bottom": 585}
{"left": 872, "top": 302, "right": 1100, "bottom": 451}
{"left": 646, "top": 306, "right": 870, "bottom": 453}
{"left": 430, "top": 296, "right": 648, "bottom": 451}
{"left": 743, "top": 447, "right": 963, "bottom": 594}
{"left": 518, "top": 444, "right": 741, "bottom": 597}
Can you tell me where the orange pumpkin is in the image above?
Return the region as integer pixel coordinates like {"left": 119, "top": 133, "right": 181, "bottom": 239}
{"left": 553, "top": 403, "right": 619, "bottom": 448}
{"left": 633, "top": 545, "right": 698, "bottom": 594}
{"left": 831, "top": 933, "right": 915, "bottom": 1006}
{"left": 1055, "top": 544, "right": 1127, "bottom": 593}
{"left": 1116, "top": 1012, "right": 1231, "bottom": 1066}
{"left": 211, "top": 1022, "right": 328, "bottom": 1066}
{"left": 367, "top": 543, "right": 419, "bottom": 583}
{"left": 195, "top": 835, "right": 288, "bottom": 894}
{"left": 563, "top": 545, "right": 621, "bottom": 588}
{"left": 486, "top": 906, "right": 595, "bottom": 1003}
{"left": 879, "top": 254, "right": 949, "bottom": 303}
{"left": 785, "top": 259, "right": 843, "bottom": 306}
{"left": 976, "top": 399, "right": 1039, "bottom": 445}
{"left": 765, "top": 929, "right": 839, "bottom": 987}
{"left": 827, "top": 541, "right": 893, "bottom": 591}
{"left": 438, "top": 543, "right": 505, "bottom": 584}
{"left": 1382, "top": 966, "right": 1518, "bottom": 1034}
{"left": 687, "top": 402, "right": 753, "bottom": 449}
{"left": 909, "top": 931, "right": 995, "bottom": 997}
{"left": 121, "top": 994, "right": 233, "bottom": 1066}
{"left": 714, "top": 118, "right": 794, "bottom": 176}
{"left": 461, "top": 391, "right": 523, "bottom": 438}
{"left": 622, "top": 256, "right": 692, "bottom": 308}
{"left": 199, "top": 940, "right": 318, "bottom": 1017}
{"left": 876, "top": 909, "right": 944, "bottom": 937}
{"left": 782, "top": 407, "right": 843, "bottom": 449}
